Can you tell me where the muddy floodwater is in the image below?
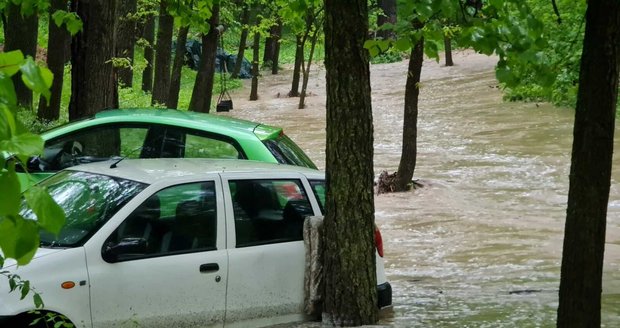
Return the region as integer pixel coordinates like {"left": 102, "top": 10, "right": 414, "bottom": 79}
{"left": 224, "top": 51, "right": 620, "bottom": 327}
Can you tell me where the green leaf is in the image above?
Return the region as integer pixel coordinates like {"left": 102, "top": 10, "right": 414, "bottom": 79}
{"left": 0, "top": 50, "right": 24, "bottom": 77}
{"left": 25, "top": 186, "right": 66, "bottom": 235}
{"left": 0, "top": 166, "right": 21, "bottom": 216}
{"left": 9, "top": 275, "right": 17, "bottom": 291}
{"left": 0, "top": 255, "right": 4, "bottom": 268}
{"left": 33, "top": 293, "right": 44, "bottom": 308}
{"left": 20, "top": 280, "right": 30, "bottom": 299}
{"left": 20, "top": 58, "right": 53, "bottom": 103}
{"left": 0, "top": 215, "right": 39, "bottom": 265}
{"left": 0, "top": 73, "right": 17, "bottom": 106}
{"left": 393, "top": 38, "right": 411, "bottom": 52}
{"left": 0, "top": 132, "right": 44, "bottom": 160}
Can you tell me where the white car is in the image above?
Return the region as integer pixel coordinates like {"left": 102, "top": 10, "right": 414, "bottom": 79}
{"left": 1, "top": 159, "right": 392, "bottom": 327}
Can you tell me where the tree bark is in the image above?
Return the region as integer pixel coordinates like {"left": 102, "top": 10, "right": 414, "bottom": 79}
{"left": 249, "top": 29, "right": 260, "bottom": 101}
{"left": 151, "top": 1, "right": 174, "bottom": 106}
{"left": 376, "top": 0, "right": 397, "bottom": 40}
{"left": 188, "top": 4, "right": 220, "bottom": 113}
{"left": 231, "top": 3, "right": 250, "bottom": 79}
{"left": 116, "top": 0, "right": 138, "bottom": 87}
{"left": 168, "top": 25, "right": 190, "bottom": 108}
{"left": 271, "top": 18, "right": 283, "bottom": 75}
{"left": 444, "top": 36, "right": 453, "bottom": 66}
{"left": 322, "top": 0, "right": 378, "bottom": 325}
{"left": 141, "top": 16, "right": 155, "bottom": 93}
{"left": 289, "top": 35, "right": 303, "bottom": 97}
{"left": 4, "top": 3, "right": 38, "bottom": 109}
{"left": 38, "top": 0, "right": 69, "bottom": 121}
{"left": 557, "top": 1, "right": 620, "bottom": 327}
{"left": 69, "top": 0, "right": 118, "bottom": 121}
{"left": 394, "top": 37, "right": 424, "bottom": 191}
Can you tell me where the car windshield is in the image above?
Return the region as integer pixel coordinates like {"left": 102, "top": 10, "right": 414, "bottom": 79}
{"left": 20, "top": 170, "right": 147, "bottom": 247}
{"left": 262, "top": 134, "right": 317, "bottom": 169}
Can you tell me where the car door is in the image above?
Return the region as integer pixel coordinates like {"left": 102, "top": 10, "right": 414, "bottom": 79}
{"left": 221, "top": 172, "right": 321, "bottom": 327}
{"left": 85, "top": 178, "right": 227, "bottom": 328}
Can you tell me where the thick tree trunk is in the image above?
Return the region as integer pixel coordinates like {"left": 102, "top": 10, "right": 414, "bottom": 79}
{"left": 38, "top": 0, "right": 69, "bottom": 121}
{"left": 4, "top": 3, "right": 38, "bottom": 109}
{"left": 231, "top": 3, "right": 250, "bottom": 79}
{"left": 298, "top": 28, "right": 319, "bottom": 109}
{"left": 394, "top": 38, "right": 424, "bottom": 191}
{"left": 322, "top": 0, "right": 378, "bottom": 325}
{"left": 189, "top": 4, "right": 220, "bottom": 113}
{"left": 557, "top": 1, "right": 620, "bottom": 327}
{"left": 444, "top": 36, "right": 453, "bottom": 66}
{"left": 376, "top": 0, "right": 397, "bottom": 40}
{"left": 141, "top": 16, "right": 155, "bottom": 92}
{"left": 116, "top": 0, "right": 138, "bottom": 87}
{"left": 263, "top": 30, "right": 275, "bottom": 66}
{"left": 151, "top": 1, "right": 174, "bottom": 106}
{"left": 289, "top": 35, "right": 303, "bottom": 97}
{"left": 271, "top": 18, "right": 283, "bottom": 75}
{"left": 69, "top": 0, "right": 118, "bottom": 121}
{"left": 249, "top": 30, "right": 260, "bottom": 101}
{"left": 168, "top": 25, "right": 190, "bottom": 108}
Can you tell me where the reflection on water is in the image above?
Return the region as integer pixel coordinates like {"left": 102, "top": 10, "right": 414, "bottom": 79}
{"left": 225, "top": 52, "right": 620, "bottom": 327}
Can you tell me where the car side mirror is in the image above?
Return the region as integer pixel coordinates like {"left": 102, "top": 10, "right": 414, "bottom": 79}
{"left": 102, "top": 237, "right": 148, "bottom": 263}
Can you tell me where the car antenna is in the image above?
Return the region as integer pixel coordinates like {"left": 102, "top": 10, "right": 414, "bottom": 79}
{"left": 110, "top": 146, "right": 143, "bottom": 169}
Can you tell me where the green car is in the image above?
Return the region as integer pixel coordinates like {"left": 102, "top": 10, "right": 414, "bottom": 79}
{"left": 17, "top": 109, "right": 317, "bottom": 189}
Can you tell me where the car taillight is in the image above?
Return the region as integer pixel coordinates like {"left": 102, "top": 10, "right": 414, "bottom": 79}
{"left": 374, "top": 226, "right": 384, "bottom": 258}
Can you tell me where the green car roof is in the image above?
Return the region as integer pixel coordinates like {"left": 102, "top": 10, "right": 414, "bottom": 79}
{"left": 41, "top": 108, "right": 283, "bottom": 141}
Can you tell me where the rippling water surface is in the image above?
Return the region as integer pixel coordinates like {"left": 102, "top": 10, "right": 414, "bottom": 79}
{"left": 225, "top": 51, "right": 620, "bottom": 327}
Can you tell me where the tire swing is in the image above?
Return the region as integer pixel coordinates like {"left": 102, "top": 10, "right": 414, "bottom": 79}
{"left": 216, "top": 30, "right": 233, "bottom": 112}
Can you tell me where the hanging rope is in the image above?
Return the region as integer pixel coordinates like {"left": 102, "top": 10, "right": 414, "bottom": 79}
{"left": 216, "top": 26, "right": 233, "bottom": 112}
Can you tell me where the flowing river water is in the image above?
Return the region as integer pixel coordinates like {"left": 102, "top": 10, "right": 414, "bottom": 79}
{"left": 223, "top": 51, "right": 620, "bottom": 327}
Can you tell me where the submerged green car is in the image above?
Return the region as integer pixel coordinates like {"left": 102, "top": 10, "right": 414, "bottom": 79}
{"left": 17, "top": 109, "right": 317, "bottom": 188}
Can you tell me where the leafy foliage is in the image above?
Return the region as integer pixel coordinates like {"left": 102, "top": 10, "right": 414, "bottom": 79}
{"left": 0, "top": 49, "right": 66, "bottom": 307}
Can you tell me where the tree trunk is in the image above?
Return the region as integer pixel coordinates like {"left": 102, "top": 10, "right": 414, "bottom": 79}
{"left": 289, "top": 35, "right": 303, "bottom": 97}
{"left": 141, "top": 16, "right": 155, "bottom": 92}
{"left": 263, "top": 29, "right": 275, "bottom": 66}
{"left": 69, "top": 0, "right": 118, "bottom": 121}
{"left": 444, "top": 36, "right": 453, "bottom": 66}
{"left": 4, "top": 3, "right": 38, "bottom": 109}
{"left": 38, "top": 0, "right": 69, "bottom": 121}
{"left": 322, "top": 0, "right": 378, "bottom": 325}
{"left": 557, "top": 1, "right": 620, "bottom": 327}
{"left": 394, "top": 37, "right": 424, "bottom": 191}
{"left": 116, "top": 0, "right": 138, "bottom": 87}
{"left": 376, "top": 0, "right": 397, "bottom": 40}
{"left": 249, "top": 29, "right": 260, "bottom": 101}
{"left": 188, "top": 4, "right": 220, "bottom": 113}
{"left": 231, "top": 3, "right": 250, "bottom": 79}
{"left": 168, "top": 25, "right": 190, "bottom": 108}
{"left": 271, "top": 18, "right": 283, "bottom": 75}
{"left": 151, "top": 1, "right": 174, "bottom": 106}
{"left": 298, "top": 27, "right": 319, "bottom": 109}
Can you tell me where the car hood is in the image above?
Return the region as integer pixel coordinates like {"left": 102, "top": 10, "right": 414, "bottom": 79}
{"left": 0, "top": 247, "right": 65, "bottom": 269}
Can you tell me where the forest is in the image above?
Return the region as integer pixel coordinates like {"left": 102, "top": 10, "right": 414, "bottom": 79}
{"left": 0, "top": 0, "right": 619, "bottom": 327}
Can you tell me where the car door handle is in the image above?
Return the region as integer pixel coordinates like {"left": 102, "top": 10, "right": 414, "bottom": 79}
{"left": 199, "top": 263, "right": 219, "bottom": 273}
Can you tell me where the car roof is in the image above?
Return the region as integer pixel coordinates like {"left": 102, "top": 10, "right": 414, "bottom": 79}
{"left": 65, "top": 158, "right": 324, "bottom": 184}
{"left": 41, "top": 109, "right": 282, "bottom": 141}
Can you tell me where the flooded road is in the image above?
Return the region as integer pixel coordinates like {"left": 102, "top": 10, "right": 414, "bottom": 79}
{"left": 224, "top": 51, "right": 620, "bottom": 327}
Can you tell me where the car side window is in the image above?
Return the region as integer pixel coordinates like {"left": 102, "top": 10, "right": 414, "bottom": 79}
{"left": 160, "top": 127, "right": 244, "bottom": 160}
{"left": 103, "top": 181, "right": 217, "bottom": 262}
{"left": 229, "top": 179, "right": 314, "bottom": 247}
{"left": 41, "top": 124, "right": 149, "bottom": 171}
{"left": 309, "top": 180, "right": 325, "bottom": 214}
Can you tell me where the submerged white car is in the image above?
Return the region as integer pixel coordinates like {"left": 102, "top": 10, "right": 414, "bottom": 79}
{"left": 1, "top": 159, "right": 392, "bottom": 327}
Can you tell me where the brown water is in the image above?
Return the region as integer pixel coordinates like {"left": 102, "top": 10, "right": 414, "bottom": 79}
{"left": 223, "top": 51, "right": 620, "bottom": 327}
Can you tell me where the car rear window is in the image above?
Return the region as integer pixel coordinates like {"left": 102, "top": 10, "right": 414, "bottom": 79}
{"left": 262, "top": 134, "right": 317, "bottom": 169}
